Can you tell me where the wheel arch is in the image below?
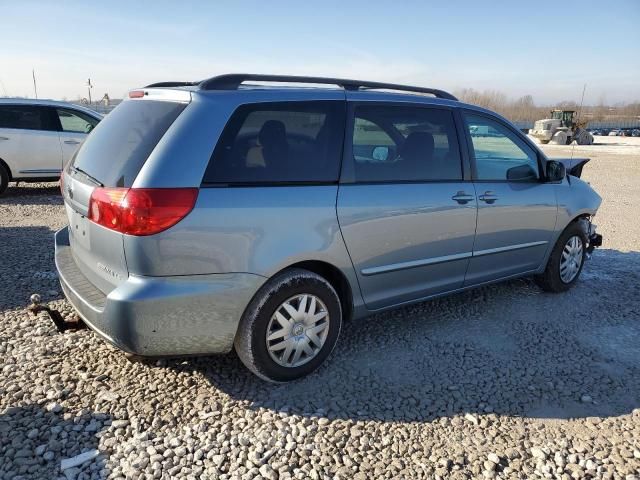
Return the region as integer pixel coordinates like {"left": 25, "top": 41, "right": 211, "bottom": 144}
{"left": 568, "top": 212, "right": 593, "bottom": 224}
{"left": 539, "top": 212, "right": 593, "bottom": 274}
{"left": 276, "top": 260, "right": 354, "bottom": 322}
{"left": 555, "top": 212, "right": 593, "bottom": 243}
{"left": 0, "top": 157, "right": 12, "bottom": 180}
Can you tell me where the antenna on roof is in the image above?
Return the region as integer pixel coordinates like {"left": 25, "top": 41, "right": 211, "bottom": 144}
{"left": 571, "top": 84, "right": 587, "bottom": 161}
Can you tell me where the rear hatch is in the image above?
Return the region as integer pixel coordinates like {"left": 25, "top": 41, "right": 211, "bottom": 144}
{"left": 62, "top": 94, "right": 189, "bottom": 294}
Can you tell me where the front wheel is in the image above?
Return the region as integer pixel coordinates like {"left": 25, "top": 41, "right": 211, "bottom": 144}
{"left": 234, "top": 269, "right": 342, "bottom": 382}
{"left": 535, "top": 222, "right": 587, "bottom": 293}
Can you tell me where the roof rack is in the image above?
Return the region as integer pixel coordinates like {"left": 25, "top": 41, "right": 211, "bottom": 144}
{"left": 144, "top": 81, "right": 200, "bottom": 88}
{"left": 197, "top": 74, "right": 458, "bottom": 101}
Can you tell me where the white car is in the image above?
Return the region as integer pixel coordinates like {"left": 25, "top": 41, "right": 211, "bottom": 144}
{"left": 0, "top": 99, "right": 102, "bottom": 195}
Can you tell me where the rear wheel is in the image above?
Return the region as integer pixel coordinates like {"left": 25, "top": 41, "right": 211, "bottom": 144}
{"left": 535, "top": 222, "right": 587, "bottom": 293}
{"left": 0, "top": 164, "right": 9, "bottom": 196}
{"left": 234, "top": 268, "right": 342, "bottom": 382}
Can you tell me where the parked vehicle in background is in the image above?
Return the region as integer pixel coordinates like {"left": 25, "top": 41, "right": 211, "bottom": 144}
{"left": 0, "top": 99, "right": 102, "bottom": 195}
{"left": 54, "top": 74, "right": 603, "bottom": 382}
{"left": 608, "top": 129, "right": 621, "bottom": 136}
{"left": 632, "top": 129, "right": 640, "bottom": 137}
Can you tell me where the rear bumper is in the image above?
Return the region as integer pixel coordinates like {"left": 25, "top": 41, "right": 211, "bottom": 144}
{"left": 54, "top": 227, "right": 266, "bottom": 356}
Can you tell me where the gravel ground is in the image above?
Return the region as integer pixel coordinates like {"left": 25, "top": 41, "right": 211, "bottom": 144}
{"left": 1, "top": 139, "right": 639, "bottom": 480}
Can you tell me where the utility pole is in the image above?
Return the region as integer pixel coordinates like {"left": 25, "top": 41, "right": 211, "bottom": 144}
{"left": 87, "top": 78, "right": 93, "bottom": 105}
{"left": 32, "top": 69, "right": 38, "bottom": 99}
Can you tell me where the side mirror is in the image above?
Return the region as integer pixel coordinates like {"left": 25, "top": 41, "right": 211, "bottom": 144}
{"left": 372, "top": 146, "right": 389, "bottom": 162}
{"left": 506, "top": 164, "right": 538, "bottom": 182}
{"left": 546, "top": 160, "right": 566, "bottom": 182}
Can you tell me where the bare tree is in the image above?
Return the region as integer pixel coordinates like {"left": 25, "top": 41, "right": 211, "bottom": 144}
{"left": 453, "top": 89, "right": 640, "bottom": 126}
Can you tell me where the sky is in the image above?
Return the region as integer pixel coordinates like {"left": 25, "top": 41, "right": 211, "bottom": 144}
{"left": 1, "top": 0, "right": 639, "bottom": 105}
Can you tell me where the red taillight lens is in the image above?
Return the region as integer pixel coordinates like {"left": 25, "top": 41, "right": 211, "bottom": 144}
{"left": 129, "top": 90, "right": 145, "bottom": 98}
{"left": 88, "top": 188, "right": 198, "bottom": 236}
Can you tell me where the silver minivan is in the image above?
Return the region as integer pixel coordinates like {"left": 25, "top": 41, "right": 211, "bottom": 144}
{"left": 55, "top": 74, "right": 602, "bottom": 382}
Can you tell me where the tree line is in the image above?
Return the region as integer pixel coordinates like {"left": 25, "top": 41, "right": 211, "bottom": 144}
{"left": 454, "top": 88, "right": 640, "bottom": 123}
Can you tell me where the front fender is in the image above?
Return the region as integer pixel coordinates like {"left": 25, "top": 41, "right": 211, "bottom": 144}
{"left": 537, "top": 176, "right": 602, "bottom": 272}
{"left": 556, "top": 176, "right": 602, "bottom": 225}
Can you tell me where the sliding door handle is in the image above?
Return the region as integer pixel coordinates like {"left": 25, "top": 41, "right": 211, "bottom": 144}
{"left": 479, "top": 191, "right": 498, "bottom": 204}
{"left": 64, "top": 140, "right": 80, "bottom": 145}
{"left": 451, "top": 191, "right": 475, "bottom": 204}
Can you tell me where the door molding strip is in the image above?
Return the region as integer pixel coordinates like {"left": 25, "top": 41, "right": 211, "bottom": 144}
{"left": 361, "top": 240, "right": 548, "bottom": 276}
{"left": 473, "top": 240, "right": 548, "bottom": 257}
{"left": 18, "top": 169, "right": 62, "bottom": 174}
{"left": 361, "top": 252, "right": 473, "bottom": 276}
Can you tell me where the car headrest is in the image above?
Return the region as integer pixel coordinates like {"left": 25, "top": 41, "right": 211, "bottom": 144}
{"left": 258, "top": 120, "right": 287, "bottom": 148}
{"left": 399, "top": 132, "right": 434, "bottom": 164}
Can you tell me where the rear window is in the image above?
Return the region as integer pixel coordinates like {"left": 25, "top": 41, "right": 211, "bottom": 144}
{"left": 0, "top": 105, "right": 52, "bottom": 131}
{"left": 203, "top": 101, "right": 345, "bottom": 184}
{"left": 72, "top": 100, "right": 186, "bottom": 187}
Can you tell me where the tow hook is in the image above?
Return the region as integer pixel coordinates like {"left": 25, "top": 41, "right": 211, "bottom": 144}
{"left": 587, "top": 233, "right": 603, "bottom": 255}
{"left": 579, "top": 217, "right": 603, "bottom": 258}
{"left": 28, "top": 294, "right": 85, "bottom": 333}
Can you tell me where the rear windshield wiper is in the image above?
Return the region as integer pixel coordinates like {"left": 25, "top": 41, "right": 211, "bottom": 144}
{"left": 71, "top": 166, "right": 103, "bottom": 187}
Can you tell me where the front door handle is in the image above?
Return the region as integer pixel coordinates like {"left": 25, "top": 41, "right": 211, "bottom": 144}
{"left": 479, "top": 191, "right": 498, "bottom": 204}
{"left": 0, "top": 136, "right": 9, "bottom": 141}
{"left": 451, "top": 191, "right": 475, "bottom": 204}
{"left": 64, "top": 140, "right": 80, "bottom": 145}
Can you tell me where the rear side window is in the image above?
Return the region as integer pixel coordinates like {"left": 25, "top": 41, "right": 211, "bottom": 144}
{"left": 350, "top": 105, "right": 462, "bottom": 182}
{"left": 0, "top": 105, "right": 52, "bottom": 131}
{"left": 203, "top": 101, "right": 345, "bottom": 184}
{"left": 72, "top": 100, "right": 186, "bottom": 187}
{"left": 56, "top": 108, "right": 99, "bottom": 134}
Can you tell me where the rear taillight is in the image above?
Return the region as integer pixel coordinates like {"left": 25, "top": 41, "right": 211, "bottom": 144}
{"left": 88, "top": 188, "right": 198, "bottom": 236}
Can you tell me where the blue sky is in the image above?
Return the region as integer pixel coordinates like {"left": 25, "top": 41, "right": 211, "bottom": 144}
{"left": 1, "top": 0, "right": 638, "bottom": 104}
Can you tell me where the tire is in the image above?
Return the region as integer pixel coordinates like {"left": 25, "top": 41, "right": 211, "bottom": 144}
{"left": 234, "top": 268, "right": 342, "bottom": 382}
{"left": 0, "top": 163, "right": 9, "bottom": 196}
{"left": 535, "top": 222, "right": 587, "bottom": 293}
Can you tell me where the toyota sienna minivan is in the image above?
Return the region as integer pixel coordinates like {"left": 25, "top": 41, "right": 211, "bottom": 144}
{"left": 55, "top": 74, "right": 602, "bottom": 382}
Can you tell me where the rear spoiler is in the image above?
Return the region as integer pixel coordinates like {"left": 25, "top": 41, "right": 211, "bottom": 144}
{"left": 550, "top": 158, "right": 590, "bottom": 178}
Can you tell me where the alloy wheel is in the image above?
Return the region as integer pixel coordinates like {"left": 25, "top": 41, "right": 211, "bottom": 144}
{"left": 560, "top": 235, "right": 583, "bottom": 283}
{"left": 266, "top": 294, "right": 330, "bottom": 368}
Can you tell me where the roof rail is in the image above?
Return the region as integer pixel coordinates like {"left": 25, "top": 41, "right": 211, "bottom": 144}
{"left": 197, "top": 74, "right": 458, "bottom": 101}
{"left": 144, "top": 81, "right": 199, "bottom": 88}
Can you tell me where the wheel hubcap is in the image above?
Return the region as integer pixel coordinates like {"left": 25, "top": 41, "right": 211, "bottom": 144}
{"left": 560, "top": 235, "right": 583, "bottom": 283}
{"left": 266, "top": 294, "right": 330, "bottom": 368}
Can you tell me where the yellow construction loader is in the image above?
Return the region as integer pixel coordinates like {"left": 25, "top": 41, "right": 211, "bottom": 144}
{"left": 529, "top": 110, "right": 593, "bottom": 145}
